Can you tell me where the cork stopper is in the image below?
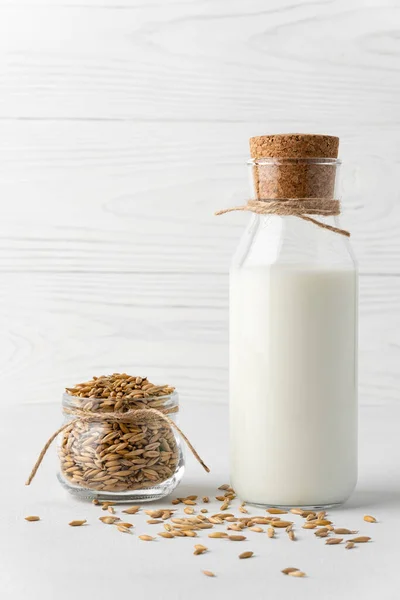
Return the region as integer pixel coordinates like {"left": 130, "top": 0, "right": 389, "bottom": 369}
{"left": 249, "top": 134, "right": 339, "bottom": 160}
{"left": 249, "top": 134, "right": 339, "bottom": 200}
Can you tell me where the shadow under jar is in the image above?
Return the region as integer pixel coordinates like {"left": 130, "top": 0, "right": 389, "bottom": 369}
{"left": 57, "top": 391, "right": 184, "bottom": 502}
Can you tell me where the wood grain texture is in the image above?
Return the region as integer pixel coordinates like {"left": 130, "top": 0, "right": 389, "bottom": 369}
{"left": 0, "top": 0, "right": 398, "bottom": 405}
{"left": 0, "top": 271, "right": 398, "bottom": 405}
{"left": 0, "top": 121, "right": 398, "bottom": 275}
{"left": 0, "top": 1, "right": 399, "bottom": 124}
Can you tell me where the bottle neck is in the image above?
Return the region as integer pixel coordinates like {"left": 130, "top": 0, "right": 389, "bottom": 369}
{"left": 249, "top": 157, "right": 341, "bottom": 202}
{"left": 232, "top": 213, "right": 355, "bottom": 271}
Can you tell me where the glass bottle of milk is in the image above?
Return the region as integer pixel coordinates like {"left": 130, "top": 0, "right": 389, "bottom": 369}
{"left": 229, "top": 134, "right": 358, "bottom": 508}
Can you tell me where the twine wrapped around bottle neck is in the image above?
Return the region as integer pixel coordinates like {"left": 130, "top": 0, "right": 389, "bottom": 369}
{"left": 26, "top": 405, "right": 210, "bottom": 486}
{"left": 215, "top": 198, "right": 350, "bottom": 237}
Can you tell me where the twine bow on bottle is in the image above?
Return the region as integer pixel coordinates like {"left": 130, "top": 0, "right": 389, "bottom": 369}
{"left": 215, "top": 198, "right": 350, "bottom": 237}
{"left": 26, "top": 406, "right": 210, "bottom": 486}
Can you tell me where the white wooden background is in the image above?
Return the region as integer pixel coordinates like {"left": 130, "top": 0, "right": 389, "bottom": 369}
{"left": 0, "top": 0, "right": 399, "bottom": 407}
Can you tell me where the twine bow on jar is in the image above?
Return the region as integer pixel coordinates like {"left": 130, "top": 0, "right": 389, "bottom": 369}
{"left": 26, "top": 406, "right": 210, "bottom": 487}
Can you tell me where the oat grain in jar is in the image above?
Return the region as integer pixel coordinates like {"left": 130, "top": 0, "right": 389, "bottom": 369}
{"left": 57, "top": 374, "right": 184, "bottom": 502}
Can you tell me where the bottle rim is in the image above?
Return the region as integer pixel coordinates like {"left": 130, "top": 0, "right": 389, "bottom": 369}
{"left": 248, "top": 157, "right": 341, "bottom": 166}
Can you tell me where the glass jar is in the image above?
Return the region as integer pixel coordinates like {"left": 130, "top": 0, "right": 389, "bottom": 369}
{"left": 229, "top": 135, "right": 358, "bottom": 508}
{"left": 57, "top": 390, "right": 184, "bottom": 502}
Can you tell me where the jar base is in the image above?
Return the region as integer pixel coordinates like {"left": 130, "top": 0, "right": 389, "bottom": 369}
{"left": 57, "top": 465, "right": 184, "bottom": 503}
{"left": 244, "top": 500, "right": 344, "bottom": 510}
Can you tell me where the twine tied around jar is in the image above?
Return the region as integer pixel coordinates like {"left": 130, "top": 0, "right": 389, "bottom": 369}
{"left": 26, "top": 406, "right": 210, "bottom": 486}
{"left": 215, "top": 198, "right": 350, "bottom": 237}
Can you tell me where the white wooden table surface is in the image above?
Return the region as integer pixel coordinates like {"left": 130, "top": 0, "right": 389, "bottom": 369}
{"left": 2, "top": 400, "right": 397, "bottom": 600}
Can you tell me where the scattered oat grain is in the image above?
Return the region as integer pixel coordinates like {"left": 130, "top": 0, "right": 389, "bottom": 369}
{"left": 271, "top": 521, "right": 293, "bottom": 528}
{"left": 99, "top": 516, "right": 120, "bottom": 524}
{"left": 315, "top": 529, "right": 329, "bottom": 538}
{"left": 364, "top": 515, "right": 377, "bottom": 523}
{"left": 122, "top": 506, "right": 140, "bottom": 515}
{"left": 334, "top": 528, "right": 358, "bottom": 535}
{"left": 147, "top": 519, "right": 162, "bottom": 524}
{"left": 313, "top": 519, "right": 332, "bottom": 526}
{"left": 117, "top": 525, "right": 132, "bottom": 534}
{"left": 282, "top": 567, "right": 300, "bottom": 575}
{"left": 239, "top": 551, "right": 253, "bottom": 559}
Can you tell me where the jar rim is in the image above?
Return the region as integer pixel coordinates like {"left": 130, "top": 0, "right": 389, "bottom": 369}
{"left": 62, "top": 390, "right": 179, "bottom": 411}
